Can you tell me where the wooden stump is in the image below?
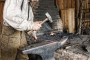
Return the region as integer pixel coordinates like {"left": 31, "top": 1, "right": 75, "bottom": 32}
{"left": 61, "top": 9, "right": 68, "bottom": 32}
{"left": 61, "top": 8, "right": 75, "bottom": 33}
{"left": 67, "top": 8, "right": 75, "bottom": 33}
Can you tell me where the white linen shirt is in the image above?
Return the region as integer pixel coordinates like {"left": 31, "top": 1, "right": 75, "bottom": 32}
{"left": 3, "top": 0, "right": 34, "bottom": 31}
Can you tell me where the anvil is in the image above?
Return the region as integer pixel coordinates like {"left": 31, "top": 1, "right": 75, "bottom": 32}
{"left": 20, "top": 37, "right": 68, "bottom": 60}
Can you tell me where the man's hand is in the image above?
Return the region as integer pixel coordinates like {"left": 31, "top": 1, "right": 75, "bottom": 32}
{"left": 33, "top": 21, "right": 42, "bottom": 31}
{"left": 32, "top": 31, "right": 37, "bottom": 40}
{"left": 31, "top": 35, "right": 37, "bottom": 41}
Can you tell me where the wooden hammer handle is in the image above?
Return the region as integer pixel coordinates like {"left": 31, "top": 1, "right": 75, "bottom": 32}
{"left": 27, "top": 29, "right": 33, "bottom": 35}
{"left": 40, "top": 18, "right": 48, "bottom": 25}
{"left": 27, "top": 18, "right": 48, "bottom": 35}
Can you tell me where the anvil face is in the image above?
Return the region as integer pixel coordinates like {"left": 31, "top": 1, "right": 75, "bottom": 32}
{"left": 21, "top": 40, "right": 57, "bottom": 54}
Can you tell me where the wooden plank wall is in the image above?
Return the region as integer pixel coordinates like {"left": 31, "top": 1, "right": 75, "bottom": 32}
{"left": 75, "top": 0, "right": 90, "bottom": 31}
{"left": 74, "top": 0, "right": 90, "bottom": 16}
{"left": 0, "top": 0, "right": 5, "bottom": 34}
{"left": 0, "top": 2, "right": 4, "bottom": 26}
{"left": 82, "top": 20, "right": 90, "bottom": 28}
{"left": 56, "top": 0, "right": 75, "bottom": 32}
{"left": 0, "top": 0, "right": 5, "bottom": 59}
{"left": 56, "top": 0, "right": 90, "bottom": 33}
{"left": 80, "top": 0, "right": 90, "bottom": 9}
{"left": 56, "top": 0, "right": 75, "bottom": 10}
{"left": 80, "top": 0, "right": 90, "bottom": 13}
{"left": 0, "top": 0, "right": 5, "bottom": 25}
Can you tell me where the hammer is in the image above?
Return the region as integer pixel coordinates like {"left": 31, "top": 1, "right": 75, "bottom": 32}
{"left": 27, "top": 12, "right": 53, "bottom": 35}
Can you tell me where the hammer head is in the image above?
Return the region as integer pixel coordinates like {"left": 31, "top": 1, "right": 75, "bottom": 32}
{"left": 45, "top": 12, "right": 53, "bottom": 23}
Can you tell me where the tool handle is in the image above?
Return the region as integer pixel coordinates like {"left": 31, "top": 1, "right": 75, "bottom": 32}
{"left": 40, "top": 18, "right": 48, "bottom": 25}
{"left": 27, "top": 29, "right": 33, "bottom": 35}
{"left": 27, "top": 18, "right": 48, "bottom": 35}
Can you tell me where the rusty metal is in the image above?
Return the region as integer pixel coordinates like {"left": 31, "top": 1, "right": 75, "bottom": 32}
{"left": 20, "top": 37, "right": 68, "bottom": 60}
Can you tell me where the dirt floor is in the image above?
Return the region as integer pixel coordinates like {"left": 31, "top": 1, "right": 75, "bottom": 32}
{"left": 0, "top": 29, "right": 90, "bottom": 60}
{"left": 54, "top": 35, "right": 90, "bottom": 60}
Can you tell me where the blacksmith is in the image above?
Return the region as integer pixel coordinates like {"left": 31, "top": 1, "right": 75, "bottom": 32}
{"left": 1, "top": 0, "right": 41, "bottom": 60}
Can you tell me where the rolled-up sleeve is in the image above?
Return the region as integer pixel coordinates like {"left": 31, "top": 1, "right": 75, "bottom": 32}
{"left": 3, "top": 0, "right": 34, "bottom": 31}
{"left": 4, "top": 13, "right": 34, "bottom": 31}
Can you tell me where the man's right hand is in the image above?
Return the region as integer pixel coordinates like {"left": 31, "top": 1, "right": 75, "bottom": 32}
{"left": 33, "top": 21, "right": 42, "bottom": 31}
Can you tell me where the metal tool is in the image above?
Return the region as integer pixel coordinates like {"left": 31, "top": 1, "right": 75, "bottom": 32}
{"left": 20, "top": 37, "right": 68, "bottom": 60}
{"left": 27, "top": 12, "right": 53, "bottom": 35}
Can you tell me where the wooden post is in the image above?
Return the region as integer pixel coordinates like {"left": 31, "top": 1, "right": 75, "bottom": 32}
{"left": 67, "top": 8, "right": 75, "bottom": 33}
{"left": 75, "top": 0, "right": 80, "bottom": 32}
{"left": 78, "top": 0, "right": 86, "bottom": 34}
